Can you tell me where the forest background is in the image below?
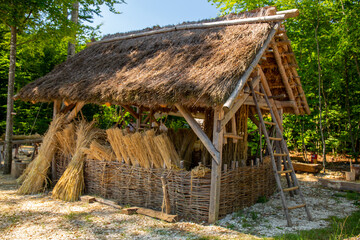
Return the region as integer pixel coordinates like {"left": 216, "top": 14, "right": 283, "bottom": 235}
{"left": 0, "top": 0, "right": 359, "bottom": 163}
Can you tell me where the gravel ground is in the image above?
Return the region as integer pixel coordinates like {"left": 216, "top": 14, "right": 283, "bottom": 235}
{"left": 0, "top": 174, "right": 257, "bottom": 240}
{"left": 0, "top": 173, "right": 358, "bottom": 239}
{"left": 219, "top": 173, "right": 359, "bottom": 237}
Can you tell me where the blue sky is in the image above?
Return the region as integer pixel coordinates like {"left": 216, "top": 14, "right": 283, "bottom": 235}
{"left": 89, "top": 0, "right": 220, "bottom": 35}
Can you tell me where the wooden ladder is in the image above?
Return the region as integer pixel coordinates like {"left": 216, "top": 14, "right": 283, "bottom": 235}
{"left": 249, "top": 81, "right": 313, "bottom": 227}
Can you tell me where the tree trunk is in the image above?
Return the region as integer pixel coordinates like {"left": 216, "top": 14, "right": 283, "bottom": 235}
{"left": 315, "top": 10, "right": 326, "bottom": 170}
{"left": 344, "top": 57, "right": 358, "bottom": 163}
{"left": 3, "top": 26, "right": 17, "bottom": 174}
{"left": 67, "top": 1, "right": 79, "bottom": 58}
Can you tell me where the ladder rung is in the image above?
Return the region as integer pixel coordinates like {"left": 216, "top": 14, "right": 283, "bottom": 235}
{"left": 288, "top": 204, "right": 306, "bottom": 210}
{"left": 274, "top": 153, "right": 288, "bottom": 157}
{"left": 283, "top": 186, "right": 299, "bottom": 192}
{"left": 254, "top": 91, "right": 264, "bottom": 96}
{"left": 264, "top": 121, "right": 276, "bottom": 126}
{"left": 278, "top": 169, "right": 292, "bottom": 174}
{"left": 269, "top": 137, "right": 282, "bottom": 141}
{"left": 260, "top": 107, "right": 270, "bottom": 111}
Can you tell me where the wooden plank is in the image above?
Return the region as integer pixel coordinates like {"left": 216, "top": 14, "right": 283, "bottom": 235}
{"left": 319, "top": 178, "right": 360, "bottom": 193}
{"left": 209, "top": 106, "right": 224, "bottom": 223}
{"left": 95, "top": 198, "right": 122, "bottom": 209}
{"left": 223, "top": 23, "right": 280, "bottom": 111}
{"left": 175, "top": 104, "right": 220, "bottom": 165}
{"left": 121, "top": 207, "right": 139, "bottom": 215}
{"left": 292, "top": 162, "right": 323, "bottom": 173}
{"left": 66, "top": 102, "right": 85, "bottom": 122}
{"left": 80, "top": 195, "right": 96, "bottom": 203}
{"left": 137, "top": 207, "right": 178, "bottom": 222}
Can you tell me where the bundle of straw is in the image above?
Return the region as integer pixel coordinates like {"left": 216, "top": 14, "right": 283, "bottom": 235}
{"left": 154, "top": 133, "right": 180, "bottom": 169}
{"left": 18, "top": 115, "right": 65, "bottom": 194}
{"left": 52, "top": 121, "right": 99, "bottom": 201}
{"left": 55, "top": 123, "right": 76, "bottom": 157}
{"left": 142, "top": 130, "right": 163, "bottom": 168}
{"left": 106, "top": 128, "right": 131, "bottom": 164}
{"left": 83, "top": 140, "right": 115, "bottom": 161}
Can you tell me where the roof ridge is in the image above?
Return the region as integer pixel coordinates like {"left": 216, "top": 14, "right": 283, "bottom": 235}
{"left": 87, "top": 7, "right": 298, "bottom": 47}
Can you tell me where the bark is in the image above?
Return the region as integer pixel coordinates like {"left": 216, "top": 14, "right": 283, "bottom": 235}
{"left": 3, "top": 26, "right": 17, "bottom": 174}
{"left": 315, "top": 7, "right": 326, "bottom": 169}
{"left": 67, "top": 1, "right": 79, "bottom": 58}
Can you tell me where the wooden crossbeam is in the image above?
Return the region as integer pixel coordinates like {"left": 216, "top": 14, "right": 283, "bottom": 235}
{"left": 66, "top": 102, "right": 85, "bottom": 122}
{"left": 122, "top": 105, "right": 140, "bottom": 119}
{"left": 175, "top": 104, "right": 220, "bottom": 165}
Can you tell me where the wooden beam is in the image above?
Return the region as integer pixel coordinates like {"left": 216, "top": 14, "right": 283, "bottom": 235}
{"left": 276, "top": 9, "right": 299, "bottom": 19}
{"left": 88, "top": 14, "right": 297, "bottom": 46}
{"left": 66, "top": 102, "right": 85, "bottom": 122}
{"left": 175, "top": 104, "right": 220, "bottom": 165}
{"left": 209, "top": 106, "right": 224, "bottom": 223}
{"left": 122, "top": 105, "right": 140, "bottom": 119}
{"left": 53, "top": 100, "right": 61, "bottom": 119}
{"left": 223, "top": 23, "right": 280, "bottom": 111}
{"left": 271, "top": 41, "right": 299, "bottom": 115}
{"left": 221, "top": 75, "right": 261, "bottom": 130}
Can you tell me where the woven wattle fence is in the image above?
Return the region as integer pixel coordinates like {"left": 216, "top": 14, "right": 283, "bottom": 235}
{"left": 56, "top": 157, "right": 276, "bottom": 222}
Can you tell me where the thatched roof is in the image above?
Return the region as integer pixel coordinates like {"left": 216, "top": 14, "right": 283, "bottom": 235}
{"left": 15, "top": 7, "right": 309, "bottom": 114}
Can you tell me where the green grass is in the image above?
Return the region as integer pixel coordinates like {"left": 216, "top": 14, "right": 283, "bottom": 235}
{"left": 274, "top": 191, "right": 360, "bottom": 240}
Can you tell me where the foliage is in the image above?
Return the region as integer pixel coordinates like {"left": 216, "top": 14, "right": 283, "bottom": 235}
{"left": 208, "top": 0, "right": 360, "bottom": 160}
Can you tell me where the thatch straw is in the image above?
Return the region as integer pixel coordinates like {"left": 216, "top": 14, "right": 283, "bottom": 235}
{"left": 17, "top": 115, "right": 66, "bottom": 194}
{"left": 142, "top": 130, "right": 163, "bottom": 168}
{"left": 122, "top": 134, "right": 139, "bottom": 166}
{"left": 52, "top": 121, "right": 99, "bottom": 201}
{"left": 154, "top": 133, "right": 180, "bottom": 169}
{"left": 83, "top": 140, "right": 115, "bottom": 161}
{"left": 15, "top": 13, "right": 273, "bottom": 109}
{"left": 106, "top": 128, "right": 131, "bottom": 164}
{"left": 55, "top": 123, "right": 76, "bottom": 157}
{"left": 191, "top": 163, "right": 211, "bottom": 178}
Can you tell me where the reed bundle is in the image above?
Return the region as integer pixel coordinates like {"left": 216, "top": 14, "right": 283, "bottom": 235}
{"left": 154, "top": 133, "right": 180, "bottom": 169}
{"left": 18, "top": 115, "right": 65, "bottom": 194}
{"left": 106, "top": 128, "right": 131, "bottom": 164}
{"left": 106, "top": 129, "right": 180, "bottom": 169}
{"left": 55, "top": 123, "right": 76, "bottom": 157}
{"left": 142, "top": 130, "right": 163, "bottom": 168}
{"left": 83, "top": 140, "right": 115, "bottom": 161}
{"left": 52, "top": 121, "right": 98, "bottom": 201}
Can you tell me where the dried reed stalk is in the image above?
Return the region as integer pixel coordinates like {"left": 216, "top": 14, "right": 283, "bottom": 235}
{"left": 122, "top": 134, "right": 139, "bottom": 166}
{"left": 106, "top": 128, "right": 131, "bottom": 164}
{"left": 52, "top": 121, "right": 98, "bottom": 201}
{"left": 154, "top": 134, "right": 180, "bottom": 169}
{"left": 17, "top": 115, "right": 66, "bottom": 194}
{"left": 83, "top": 140, "right": 115, "bottom": 161}
{"left": 56, "top": 123, "right": 76, "bottom": 157}
{"left": 131, "top": 132, "right": 150, "bottom": 168}
{"left": 143, "top": 130, "right": 163, "bottom": 168}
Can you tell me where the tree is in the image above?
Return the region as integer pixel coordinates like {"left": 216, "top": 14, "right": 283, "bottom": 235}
{"left": 0, "top": 0, "right": 125, "bottom": 174}
{"left": 208, "top": 0, "right": 360, "bottom": 162}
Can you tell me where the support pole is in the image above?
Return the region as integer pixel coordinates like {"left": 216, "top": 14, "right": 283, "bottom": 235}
{"left": 208, "top": 106, "right": 224, "bottom": 223}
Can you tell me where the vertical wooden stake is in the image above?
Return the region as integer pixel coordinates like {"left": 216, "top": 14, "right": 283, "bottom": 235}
{"left": 208, "top": 106, "right": 224, "bottom": 223}
{"left": 161, "top": 175, "right": 171, "bottom": 214}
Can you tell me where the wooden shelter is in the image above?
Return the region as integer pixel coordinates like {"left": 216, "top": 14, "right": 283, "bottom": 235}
{"left": 15, "top": 7, "right": 311, "bottom": 224}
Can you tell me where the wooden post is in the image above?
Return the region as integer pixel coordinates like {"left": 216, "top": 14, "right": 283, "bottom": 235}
{"left": 209, "top": 106, "right": 224, "bottom": 223}
{"left": 161, "top": 175, "right": 171, "bottom": 214}
{"left": 52, "top": 100, "right": 61, "bottom": 183}
{"left": 53, "top": 100, "right": 61, "bottom": 119}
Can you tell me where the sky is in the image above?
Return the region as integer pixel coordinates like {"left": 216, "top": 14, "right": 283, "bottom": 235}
{"left": 89, "top": 0, "right": 220, "bottom": 35}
